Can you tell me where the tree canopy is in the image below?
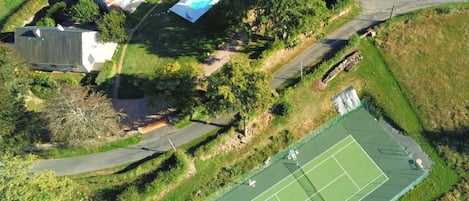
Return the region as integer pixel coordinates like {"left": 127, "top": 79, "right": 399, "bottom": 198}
{"left": 254, "top": 0, "right": 330, "bottom": 46}
{"left": 98, "top": 10, "right": 128, "bottom": 43}
{"left": 205, "top": 59, "right": 276, "bottom": 134}
{"left": 42, "top": 84, "right": 125, "bottom": 148}
{"left": 0, "top": 43, "right": 38, "bottom": 153}
{"left": 148, "top": 62, "right": 202, "bottom": 114}
{"left": 0, "top": 153, "right": 76, "bottom": 200}
{"left": 71, "top": 0, "right": 100, "bottom": 24}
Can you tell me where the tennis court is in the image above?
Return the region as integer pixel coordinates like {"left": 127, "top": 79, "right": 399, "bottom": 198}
{"left": 216, "top": 106, "right": 430, "bottom": 201}
{"left": 253, "top": 135, "right": 388, "bottom": 201}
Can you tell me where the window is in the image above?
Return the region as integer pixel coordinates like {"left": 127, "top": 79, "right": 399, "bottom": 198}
{"left": 88, "top": 54, "right": 95, "bottom": 65}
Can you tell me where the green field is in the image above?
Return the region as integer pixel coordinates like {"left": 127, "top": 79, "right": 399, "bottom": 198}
{"left": 253, "top": 136, "right": 387, "bottom": 201}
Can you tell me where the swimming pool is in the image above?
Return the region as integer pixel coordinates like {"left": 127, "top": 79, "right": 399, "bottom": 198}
{"left": 189, "top": 0, "right": 212, "bottom": 9}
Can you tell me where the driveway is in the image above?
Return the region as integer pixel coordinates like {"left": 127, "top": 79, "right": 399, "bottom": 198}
{"left": 32, "top": 0, "right": 467, "bottom": 176}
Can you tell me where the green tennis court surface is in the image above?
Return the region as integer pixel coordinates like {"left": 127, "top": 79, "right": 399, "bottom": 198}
{"left": 216, "top": 107, "right": 429, "bottom": 201}
{"left": 253, "top": 135, "right": 387, "bottom": 201}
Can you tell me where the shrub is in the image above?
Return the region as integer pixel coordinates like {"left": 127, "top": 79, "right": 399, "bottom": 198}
{"left": 272, "top": 100, "right": 295, "bottom": 116}
{"left": 36, "top": 17, "right": 56, "bottom": 27}
{"left": 31, "top": 74, "right": 56, "bottom": 99}
{"left": 95, "top": 60, "right": 116, "bottom": 85}
{"left": 260, "top": 40, "right": 285, "bottom": 59}
{"left": 47, "top": 2, "right": 67, "bottom": 19}
{"left": 98, "top": 11, "right": 128, "bottom": 43}
{"left": 71, "top": 0, "right": 100, "bottom": 24}
{"left": 330, "top": 0, "right": 354, "bottom": 14}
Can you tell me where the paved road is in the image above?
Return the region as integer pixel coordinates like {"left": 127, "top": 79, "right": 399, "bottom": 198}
{"left": 32, "top": 0, "right": 467, "bottom": 176}
{"left": 270, "top": 0, "right": 467, "bottom": 88}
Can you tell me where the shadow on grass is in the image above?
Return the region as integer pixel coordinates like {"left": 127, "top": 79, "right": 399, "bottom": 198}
{"left": 128, "top": 1, "right": 228, "bottom": 61}
{"left": 186, "top": 124, "right": 233, "bottom": 156}
{"left": 115, "top": 151, "right": 163, "bottom": 174}
{"left": 126, "top": 0, "right": 254, "bottom": 61}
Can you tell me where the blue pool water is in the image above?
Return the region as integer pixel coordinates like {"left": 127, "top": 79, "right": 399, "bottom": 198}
{"left": 189, "top": 0, "right": 212, "bottom": 9}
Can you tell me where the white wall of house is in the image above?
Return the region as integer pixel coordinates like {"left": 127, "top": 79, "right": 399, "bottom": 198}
{"left": 92, "top": 41, "right": 118, "bottom": 63}
{"left": 81, "top": 31, "right": 97, "bottom": 72}
{"left": 82, "top": 32, "right": 118, "bottom": 72}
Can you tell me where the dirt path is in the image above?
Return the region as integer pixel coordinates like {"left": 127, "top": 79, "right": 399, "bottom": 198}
{"left": 112, "top": 2, "right": 162, "bottom": 99}
{"left": 202, "top": 33, "right": 248, "bottom": 76}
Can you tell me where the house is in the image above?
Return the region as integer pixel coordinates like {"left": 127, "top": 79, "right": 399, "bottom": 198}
{"left": 14, "top": 25, "right": 117, "bottom": 73}
{"left": 98, "top": 0, "right": 144, "bottom": 12}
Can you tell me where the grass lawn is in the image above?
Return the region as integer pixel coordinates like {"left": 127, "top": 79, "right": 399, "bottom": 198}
{"left": 0, "top": 0, "right": 26, "bottom": 28}
{"left": 119, "top": 0, "right": 228, "bottom": 98}
{"left": 37, "top": 134, "right": 143, "bottom": 159}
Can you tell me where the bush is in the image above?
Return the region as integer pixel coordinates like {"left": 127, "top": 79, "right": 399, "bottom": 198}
{"left": 47, "top": 2, "right": 67, "bottom": 19}
{"left": 71, "top": 0, "right": 100, "bottom": 24}
{"left": 36, "top": 17, "right": 56, "bottom": 27}
{"left": 95, "top": 60, "right": 116, "bottom": 85}
{"left": 1, "top": 0, "right": 48, "bottom": 32}
{"left": 330, "top": 0, "right": 354, "bottom": 14}
{"left": 31, "top": 74, "right": 56, "bottom": 99}
{"left": 272, "top": 100, "right": 295, "bottom": 116}
{"left": 98, "top": 11, "right": 128, "bottom": 43}
{"left": 260, "top": 40, "right": 285, "bottom": 59}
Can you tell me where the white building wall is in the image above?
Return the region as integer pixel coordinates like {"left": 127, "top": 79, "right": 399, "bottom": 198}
{"left": 81, "top": 31, "right": 98, "bottom": 72}
{"left": 92, "top": 39, "right": 118, "bottom": 63}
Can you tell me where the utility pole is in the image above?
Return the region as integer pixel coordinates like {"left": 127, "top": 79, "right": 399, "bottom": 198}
{"left": 168, "top": 138, "right": 176, "bottom": 151}
{"left": 389, "top": 0, "right": 397, "bottom": 19}
{"left": 300, "top": 59, "right": 303, "bottom": 78}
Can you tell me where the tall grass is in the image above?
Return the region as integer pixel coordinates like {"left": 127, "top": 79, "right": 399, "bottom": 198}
{"left": 373, "top": 5, "right": 469, "bottom": 199}
{"left": 0, "top": 0, "right": 27, "bottom": 28}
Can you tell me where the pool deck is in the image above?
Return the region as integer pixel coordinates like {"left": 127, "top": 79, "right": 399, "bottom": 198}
{"left": 170, "top": 0, "right": 220, "bottom": 23}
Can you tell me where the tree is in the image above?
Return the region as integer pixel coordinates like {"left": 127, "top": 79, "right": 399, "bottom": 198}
{"left": 205, "top": 59, "right": 276, "bottom": 135}
{"left": 0, "top": 153, "right": 76, "bottom": 200}
{"left": 42, "top": 84, "right": 125, "bottom": 148}
{"left": 36, "top": 17, "right": 56, "bottom": 27}
{"left": 148, "top": 62, "right": 202, "bottom": 114}
{"left": 98, "top": 10, "right": 128, "bottom": 42}
{"left": 0, "top": 43, "right": 35, "bottom": 153}
{"left": 71, "top": 0, "right": 100, "bottom": 24}
{"left": 254, "top": 0, "right": 330, "bottom": 47}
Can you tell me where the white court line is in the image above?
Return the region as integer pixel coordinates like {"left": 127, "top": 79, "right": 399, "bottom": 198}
{"left": 252, "top": 136, "right": 354, "bottom": 201}
{"left": 357, "top": 174, "right": 389, "bottom": 201}
{"left": 309, "top": 172, "right": 347, "bottom": 197}
{"left": 345, "top": 173, "right": 389, "bottom": 201}
{"left": 275, "top": 194, "right": 281, "bottom": 201}
{"left": 350, "top": 136, "right": 389, "bottom": 181}
{"left": 333, "top": 156, "right": 361, "bottom": 190}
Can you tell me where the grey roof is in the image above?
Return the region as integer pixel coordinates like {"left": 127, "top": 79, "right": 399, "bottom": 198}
{"left": 14, "top": 26, "right": 96, "bottom": 66}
